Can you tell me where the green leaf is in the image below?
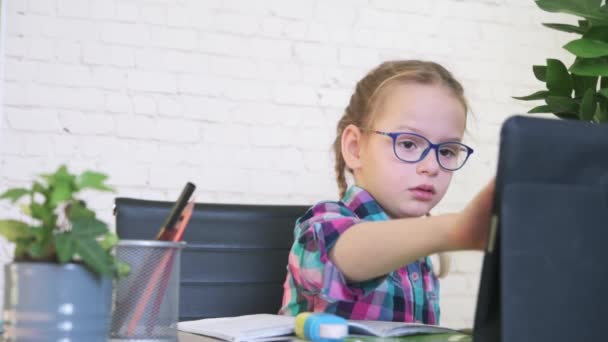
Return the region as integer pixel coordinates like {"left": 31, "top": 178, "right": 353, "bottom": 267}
{"left": 594, "top": 96, "right": 608, "bottom": 122}
{"left": 546, "top": 96, "right": 579, "bottom": 113}
{"left": 601, "top": 76, "right": 608, "bottom": 89}
{"left": 564, "top": 38, "right": 608, "bottom": 58}
{"left": 27, "top": 231, "right": 52, "bottom": 259}
{"left": 14, "top": 241, "right": 28, "bottom": 260}
{"left": 583, "top": 24, "right": 608, "bottom": 41}
{"left": 580, "top": 88, "right": 597, "bottom": 120}
{"left": 513, "top": 90, "right": 550, "bottom": 100}
{"left": 533, "top": 65, "right": 547, "bottom": 82}
{"left": 596, "top": 108, "right": 608, "bottom": 122}
{"left": 20, "top": 204, "right": 32, "bottom": 216}
{"left": 50, "top": 181, "right": 72, "bottom": 207}
{"left": 528, "top": 105, "right": 554, "bottom": 113}
{"left": 570, "top": 57, "right": 608, "bottom": 76}
{"left": 67, "top": 201, "right": 95, "bottom": 221}
{"left": 115, "top": 260, "right": 131, "bottom": 278}
{"left": 30, "top": 203, "right": 54, "bottom": 226}
{"left": 75, "top": 238, "right": 111, "bottom": 276}
{"left": 555, "top": 112, "right": 581, "bottom": 120}
{"left": 0, "top": 220, "right": 31, "bottom": 242}
{"left": 546, "top": 59, "right": 573, "bottom": 96}
{"left": 0, "top": 188, "right": 30, "bottom": 204}
{"left": 535, "top": 0, "right": 608, "bottom": 24}
{"left": 572, "top": 74, "right": 598, "bottom": 98}
{"left": 100, "top": 232, "right": 118, "bottom": 250}
{"left": 42, "top": 165, "right": 74, "bottom": 185}
{"left": 598, "top": 87, "right": 608, "bottom": 97}
{"left": 54, "top": 232, "right": 75, "bottom": 263}
{"left": 77, "top": 171, "right": 113, "bottom": 192}
{"left": 71, "top": 218, "right": 108, "bottom": 239}
{"left": 543, "top": 23, "right": 586, "bottom": 34}
{"left": 32, "top": 182, "right": 47, "bottom": 195}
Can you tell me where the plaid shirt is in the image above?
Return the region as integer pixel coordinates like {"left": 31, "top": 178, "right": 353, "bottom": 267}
{"left": 279, "top": 185, "right": 440, "bottom": 324}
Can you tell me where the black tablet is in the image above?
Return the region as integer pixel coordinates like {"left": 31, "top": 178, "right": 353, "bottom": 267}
{"left": 473, "top": 115, "right": 608, "bottom": 342}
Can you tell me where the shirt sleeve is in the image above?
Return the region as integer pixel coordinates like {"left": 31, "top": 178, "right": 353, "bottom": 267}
{"left": 286, "top": 201, "right": 386, "bottom": 303}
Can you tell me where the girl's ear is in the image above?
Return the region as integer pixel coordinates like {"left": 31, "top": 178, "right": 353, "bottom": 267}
{"left": 341, "top": 124, "right": 364, "bottom": 170}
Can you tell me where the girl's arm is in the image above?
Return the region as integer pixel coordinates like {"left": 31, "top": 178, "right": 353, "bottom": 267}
{"left": 330, "top": 180, "right": 494, "bottom": 282}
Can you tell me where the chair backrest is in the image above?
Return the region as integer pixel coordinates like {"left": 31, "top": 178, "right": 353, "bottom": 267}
{"left": 114, "top": 198, "right": 309, "bottom": 321}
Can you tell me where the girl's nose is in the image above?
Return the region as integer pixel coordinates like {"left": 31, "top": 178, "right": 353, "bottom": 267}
{"left": 416, "top": 149, "right": 440, "bottom": 176}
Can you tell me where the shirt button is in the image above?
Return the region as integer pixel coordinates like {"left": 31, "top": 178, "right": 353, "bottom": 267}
{"left": 411, "top": 272, "right": 419, "bottom": 281}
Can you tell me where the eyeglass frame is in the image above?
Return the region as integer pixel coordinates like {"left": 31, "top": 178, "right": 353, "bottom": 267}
{"left": 361, "top": 129, "right": 474, "bottom": 171}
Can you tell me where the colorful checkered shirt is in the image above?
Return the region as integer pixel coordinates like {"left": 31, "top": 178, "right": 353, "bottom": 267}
{"left": 279, "top": 185, "right": 440, "bottom": 324}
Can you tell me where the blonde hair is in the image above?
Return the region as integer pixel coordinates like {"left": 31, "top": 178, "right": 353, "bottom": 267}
{"left": 332, "top": 60, "right": 467, "bottom": 279}
{"left": 332, "top": 60, "right": 468, "bottom": 198}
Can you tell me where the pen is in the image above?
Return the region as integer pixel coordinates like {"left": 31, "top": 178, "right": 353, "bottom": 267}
{"left": 156, "top": 182, "right": 195, "bottom": 241}
{"left": 145, "top": 201, "right": 195, "bottom": 334}
{"left": 127, "top": 201, "right": 196, "bottom": 336}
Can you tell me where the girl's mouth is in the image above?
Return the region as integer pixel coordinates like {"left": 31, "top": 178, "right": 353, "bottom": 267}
{"left": 409, "top": 185, "right": 435, "bottom": 201}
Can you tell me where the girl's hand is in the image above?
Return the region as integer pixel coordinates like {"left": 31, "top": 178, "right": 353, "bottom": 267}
{"left": 450, "top": 179, "right": 495, "bottom": 250}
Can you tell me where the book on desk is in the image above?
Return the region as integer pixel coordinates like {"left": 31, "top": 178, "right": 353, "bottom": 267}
{"left": 177, "top": 314, "right": 462, "bottom": 342}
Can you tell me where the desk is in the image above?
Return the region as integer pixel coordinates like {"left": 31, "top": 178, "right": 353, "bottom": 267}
{"left": 177, "top": 332, "right": 473, "bottom": 342}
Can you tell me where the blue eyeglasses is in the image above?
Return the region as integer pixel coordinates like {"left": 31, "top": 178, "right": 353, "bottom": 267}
{"left": 363, "top": 129, "right": 474, "bottom": 171}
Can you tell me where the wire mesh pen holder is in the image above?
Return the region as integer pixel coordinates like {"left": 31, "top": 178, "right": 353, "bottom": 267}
{"left": 111, "top": 240, "right": 186, "bottom": 341}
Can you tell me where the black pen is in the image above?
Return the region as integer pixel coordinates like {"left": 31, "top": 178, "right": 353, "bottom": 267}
{"left": 156, "top": 182, "right": 196, "bottom": 240}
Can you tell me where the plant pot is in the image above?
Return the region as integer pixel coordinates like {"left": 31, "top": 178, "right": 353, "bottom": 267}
{"left": 2, "top": 262, "right": 112, "bottom": 341}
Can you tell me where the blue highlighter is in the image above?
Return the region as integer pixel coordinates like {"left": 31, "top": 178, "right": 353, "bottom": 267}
{"left": 295, "top": 313, "right": 349, "bottom": 342}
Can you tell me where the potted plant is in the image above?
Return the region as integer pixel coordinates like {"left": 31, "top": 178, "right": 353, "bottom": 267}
{"left": 0, "top": 165, "right": 128, "bottom": 341}
{"left": 515, "top": 0, "right": 608, "bottom": 123}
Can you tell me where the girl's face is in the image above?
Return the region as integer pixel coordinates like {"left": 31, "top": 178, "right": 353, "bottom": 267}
{"left": 352, "top": 82, "right": 466, "bottom": 218}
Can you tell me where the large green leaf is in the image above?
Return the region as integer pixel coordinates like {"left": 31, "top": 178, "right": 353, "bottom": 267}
{"left": 0, "top": 188, "right": 29, "bottom": 203}
{"left": 570, "top": 58, "right": 608, "bottom": 76}
{"left": 0, "top": 220, "right": 31, "bottom": 242}
{"left": 533, "top": 65, "right": 547, "bottom": 82}
{"left": 535, "top": 0, "right": 608, "bottom": 24}
{"left": 564, "top": 38, "right": 608, "bottom": 57}
{"left": 75, "top": 238, "right": 112, "bottom": 276}
{"left": 54, "top": 232, "right": 75, "bottom": 263}
{"left": 71, "top": 218, "right": 108, "bottom": 238}
{"left": 580, "top": 88, "right": 597, "bottom": 120}
{"left": 77, "top": 171, "right": 113, "bottom": 192}
{"left": 513, "top": 90, "right": 550, "bottom": 100}
{"left": 546, "top": 59, "right": 573, "bottom": 96}
{"left": 546, "top": 95, "right": 579, "bottom": 112}
{"left": 543, "top": 23, "right": 586, "bottom": 34}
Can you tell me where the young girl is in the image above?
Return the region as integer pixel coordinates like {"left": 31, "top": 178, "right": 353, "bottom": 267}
{"left": 279, "top": 60, "right": 494, "bottom": 324}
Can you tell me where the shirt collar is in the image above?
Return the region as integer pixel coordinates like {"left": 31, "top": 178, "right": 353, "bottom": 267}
{"left": 341, "top": 185, "right": 390, "bottom": 221}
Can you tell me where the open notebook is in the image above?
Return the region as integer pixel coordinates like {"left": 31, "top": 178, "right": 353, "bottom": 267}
{"left": 177, "top": 314, "right": 461, "bottom": 342}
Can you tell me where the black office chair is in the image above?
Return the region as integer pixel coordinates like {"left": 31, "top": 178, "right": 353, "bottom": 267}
{"left": 114, "top": 198, "right": 309, "bottom": 321}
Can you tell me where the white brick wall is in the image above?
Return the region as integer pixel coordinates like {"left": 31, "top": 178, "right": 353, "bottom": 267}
{"left": 0, "top": 0, "right": 573, "bottom": 328}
